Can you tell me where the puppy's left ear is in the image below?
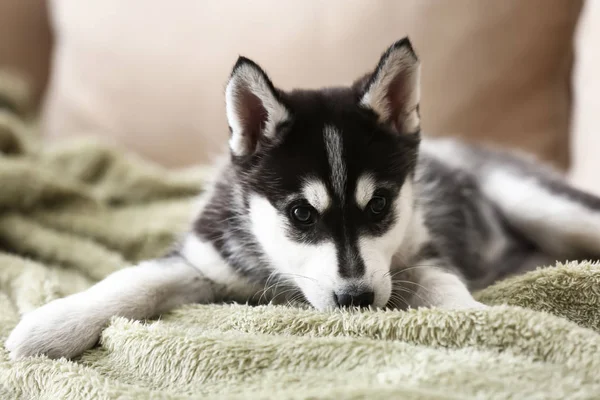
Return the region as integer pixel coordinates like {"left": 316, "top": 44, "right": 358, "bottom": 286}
{"left": 225, "top": 57, "right": 290, "bottom": 157}
{"left": 358, "top": 38, "right": 421, "bottom": 135}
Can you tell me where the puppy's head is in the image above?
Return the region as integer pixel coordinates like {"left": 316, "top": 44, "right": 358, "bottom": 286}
{"left": 226, "top": 38, "right": 421, "bottom": 310}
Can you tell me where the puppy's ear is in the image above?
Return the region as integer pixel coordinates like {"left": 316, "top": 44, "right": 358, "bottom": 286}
{"left": 358, "top": 38, "right": 420, "bottom": 135}
{"left": 225, "top": 57, "right": 290, "bottom": 156}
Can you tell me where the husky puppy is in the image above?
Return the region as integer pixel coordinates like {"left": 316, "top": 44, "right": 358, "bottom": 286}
{"left": 7, "top": 38, "right": 600, "bottom": 360}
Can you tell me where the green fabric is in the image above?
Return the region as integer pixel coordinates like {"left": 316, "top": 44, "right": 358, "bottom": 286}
{"left": 1, "top": 77, "right": 600, "bottom": 400}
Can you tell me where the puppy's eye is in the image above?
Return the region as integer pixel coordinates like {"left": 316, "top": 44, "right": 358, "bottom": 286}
{"left": 367, "top": 196, "right": 387, "bottom": 215}
{"left": 291, "top": 205, "right": 318, "bottom": 225}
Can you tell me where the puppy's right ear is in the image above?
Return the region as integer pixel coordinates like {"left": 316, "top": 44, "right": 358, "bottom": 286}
{"left": 357, "top": 38, "right": 421, "bottom": 135}
{"left": 225, "top": 57, "right": 290, "bottom": 157}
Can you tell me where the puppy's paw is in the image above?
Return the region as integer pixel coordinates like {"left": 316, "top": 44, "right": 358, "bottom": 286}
{"left": 6, "top": 296, "right": 105, "bottom": 360}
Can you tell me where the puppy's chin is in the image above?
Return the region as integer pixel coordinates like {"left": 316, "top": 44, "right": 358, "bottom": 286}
{"left": 302, "top": 284, "right": 392, "bottom": 311}
{"left": 298, "top": 284, "right": 336, "bottom": 311}
{"left": 311, "top": 302, "right": 337, "bottom": 312}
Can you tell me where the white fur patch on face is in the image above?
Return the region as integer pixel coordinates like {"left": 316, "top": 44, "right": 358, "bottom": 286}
{"left": 323, "top": 125, "right": 347, "bottom": 202}
{"left": 302, "top": 179, "right": 331, "bottom": 213}
{"left": 225, "top": 63, "right": 289, "bottom": 156}
{"left": 248, "top": 194, "right": 339, "bottom": 310}
{"left": 358, "top": 180, "right": 416, "bottom": 307}
{"left": 355, "top": 173, "right": 377, "bottom": 209}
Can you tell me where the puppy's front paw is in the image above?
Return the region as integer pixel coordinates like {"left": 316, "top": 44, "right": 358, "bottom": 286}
{"left": 5, "top": 296, "right": 105, "bottom": 360}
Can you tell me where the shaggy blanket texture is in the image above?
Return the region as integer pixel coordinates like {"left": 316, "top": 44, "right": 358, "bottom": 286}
{"left": 0, "top": 76, "right": 599, "bottom": 399}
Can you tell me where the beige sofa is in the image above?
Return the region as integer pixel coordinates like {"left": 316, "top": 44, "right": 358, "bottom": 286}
{"left": 571, "top": 0, "right": 600, "bottom": 195}
{"left": 1, "top": 0, "right": 598, "bottom": 192}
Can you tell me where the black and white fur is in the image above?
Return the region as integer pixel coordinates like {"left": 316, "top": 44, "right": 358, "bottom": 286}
{"left": 7, "top": 38, "right": 600, "bottom": 360}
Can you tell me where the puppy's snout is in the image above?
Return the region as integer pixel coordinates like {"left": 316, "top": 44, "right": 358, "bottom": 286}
{"left": 334, "top": 291, "right": 374, "bottom": 308}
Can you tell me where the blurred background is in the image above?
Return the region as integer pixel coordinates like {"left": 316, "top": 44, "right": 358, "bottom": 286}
{"left": 0, "top": 0, "right": 598, "bottom": 192}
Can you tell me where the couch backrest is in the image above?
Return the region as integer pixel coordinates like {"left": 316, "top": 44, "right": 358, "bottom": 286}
{"left": 26, "top": 1, "right": 588, "bottom": 168}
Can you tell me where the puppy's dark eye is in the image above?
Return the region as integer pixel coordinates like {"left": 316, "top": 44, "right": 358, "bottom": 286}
{"left": 291, "top": 205, "right": 317, "bottom": 225}
{"left": 367, "top": 196, "right": 387, "bottom": 215}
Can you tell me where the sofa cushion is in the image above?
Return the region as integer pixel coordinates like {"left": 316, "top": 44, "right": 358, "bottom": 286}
{"left": 42, "top": 0, "right": 582, "bottom": 168}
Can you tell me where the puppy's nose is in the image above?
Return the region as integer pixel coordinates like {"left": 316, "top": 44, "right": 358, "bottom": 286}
{"left": 334, "top": 291, "right": 374, "bottom": 308}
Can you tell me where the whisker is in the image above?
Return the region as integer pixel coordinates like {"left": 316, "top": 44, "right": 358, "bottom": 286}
{"left": 277, "top": 272, "right": 319, "bottom": 284}
{"left": 393, "top": 286, "right": 429, "bottom": 304}
{"left": 392, "top": 279, "right": 434, "bottom": 295}
{"left": 388, "top": 293, "right": 409, "bottom": 309}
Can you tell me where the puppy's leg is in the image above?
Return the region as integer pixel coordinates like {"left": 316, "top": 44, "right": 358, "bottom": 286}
{"left": 481, "top": 163, "right": 600, "bottom": 260}
{"left": 6, "top": 255, "right": 216, "bottom": 360}
{"left": 397, "top": 260, "right": 486, "bottom": 310}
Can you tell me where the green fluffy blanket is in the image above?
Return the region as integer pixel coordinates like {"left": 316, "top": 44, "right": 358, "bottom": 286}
{"left": 1, "top": 76, "right": 600, "bottom": 399}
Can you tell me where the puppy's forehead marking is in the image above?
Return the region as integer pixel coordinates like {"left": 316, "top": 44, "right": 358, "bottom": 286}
{"left": 302, "top": 179, "right": 331, "bottom": 213}
{"left": 323, "top": 125, "right": 347, "bottom": 203}
{"left": 355, "top": 174, "right": 377, "bottom": 208}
